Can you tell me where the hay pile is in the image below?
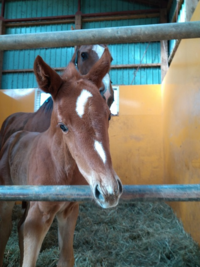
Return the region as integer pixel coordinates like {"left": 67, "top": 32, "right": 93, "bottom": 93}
{"left": 3, "top": 201, "right": 200, "bottom": 267}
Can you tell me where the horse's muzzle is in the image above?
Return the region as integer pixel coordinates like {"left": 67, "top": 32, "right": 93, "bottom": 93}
{"left": 93, "top": 178, "right": 123, "bottom": 209}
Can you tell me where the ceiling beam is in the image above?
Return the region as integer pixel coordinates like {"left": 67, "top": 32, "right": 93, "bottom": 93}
{"left": 125, "top": 0, "right": 168, "bottom": 8}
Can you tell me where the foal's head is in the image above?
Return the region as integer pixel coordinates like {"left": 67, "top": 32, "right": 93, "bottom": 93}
{"left": 34, "top": 48, "right": 122, "bottom": 208}
{"left": 71, "top": 45, "right": 114, "bottom": 108}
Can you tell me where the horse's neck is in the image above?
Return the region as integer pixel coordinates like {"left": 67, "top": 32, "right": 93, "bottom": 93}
{"left": 35, "top": 97, "right": 53, "bottom": 117}
{"left": 29, "top": 98, "right": 53, "bottom": 133}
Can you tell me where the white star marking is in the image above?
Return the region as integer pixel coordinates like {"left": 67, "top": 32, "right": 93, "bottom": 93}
{"left": 76, "top": 89, "right": 92, "bottom": 118}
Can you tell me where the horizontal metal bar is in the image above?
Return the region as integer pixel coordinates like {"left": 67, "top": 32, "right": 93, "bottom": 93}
{"left": 0, "top": 184, "right": 200, "bottom": 202}
{"left": 0, "top": 21, "right": 200, "bottom": 50}
{"left": 2, "top": 64, "right": 161, "bottom": 73}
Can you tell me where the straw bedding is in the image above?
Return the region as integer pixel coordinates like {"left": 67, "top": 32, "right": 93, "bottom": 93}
{"left": 3, "top": 201, "right": 200, "bottom": 267}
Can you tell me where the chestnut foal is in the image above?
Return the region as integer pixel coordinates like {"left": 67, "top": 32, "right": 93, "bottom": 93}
{"left": 0, "top": 48, "right": 122, "bottom": 267}
{"left": 0, "top": 44, "right": 114, "bottom": 151}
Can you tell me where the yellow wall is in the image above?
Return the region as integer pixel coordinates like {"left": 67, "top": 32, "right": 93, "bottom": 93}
{"left": 0, "top": 89, "right": 35, "bottom": 126}
{"left": 162, "top": 2, "right": 200, "bottom": 244}
{"left": 109, "top": 85, "right": 164, "bottom": 185}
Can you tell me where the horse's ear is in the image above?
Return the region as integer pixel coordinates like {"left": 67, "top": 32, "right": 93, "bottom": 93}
{"left": 71, "top": 46, "right": 80, "bottom": 63}
{"left": 34, "top": 55, "right": 63, "bottom": 99}
{"left": 85, "top": 47, "right": 112, "bottom": 88}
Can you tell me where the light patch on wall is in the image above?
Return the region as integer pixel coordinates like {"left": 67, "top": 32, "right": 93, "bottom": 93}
{"left": 120, "top": 99, "right": 141, "bottom": 109}
{"left": 3, "top": 89, "right": 35, "bottom": 100}
{"left": 110, "top": 86, "right": 119, "bottom": 116}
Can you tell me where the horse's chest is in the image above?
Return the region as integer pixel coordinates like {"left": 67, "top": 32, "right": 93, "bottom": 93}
{"left": 37, "top": 201, "right": 73, "bottom": 216}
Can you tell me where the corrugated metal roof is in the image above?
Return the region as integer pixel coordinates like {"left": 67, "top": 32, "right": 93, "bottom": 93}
{"left": 3, "top": 22, "right": 74, "bottom": 88}
{"left": 110, "top": 67, "right": 160, "bottom": 85}
{"left": 81, "top": 0, "right": 153, "bottom": 13}
{"left": 83, "top": 17, "right": 160, "bottom": 85}
{"left": 3, "top": 46, "right": 74, "bottom": 70}
{"left": 6, "top": 24, "right": 73, "bottom": 34}
{"left": 83, "top": 17, "right": 159, "bottom": 29}
{"left": 1, "top": 0, "right": 161, "bottom": 88}
{"left": 3, "top": 23, "right": 74, "bottom": 89}
{"left": 4, "top": 0, "right": 77, "bottom": 18}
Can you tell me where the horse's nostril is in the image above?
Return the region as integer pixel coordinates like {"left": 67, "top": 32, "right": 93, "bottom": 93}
{"left": 95, "top": 185, "right": 101, "bottom": 200}
{"left": 117, "top": 180, "right": 123, "bottom": 194}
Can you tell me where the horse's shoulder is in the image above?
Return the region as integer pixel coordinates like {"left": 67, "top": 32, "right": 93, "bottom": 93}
{"left": 2, "top": 130, "right": 38, "bottom": 155}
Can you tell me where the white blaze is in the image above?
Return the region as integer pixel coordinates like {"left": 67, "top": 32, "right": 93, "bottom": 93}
{"left": 94, "top": 140, "right": 106, "bottom": 164}
{"left": 92, "top": 44, "right": 104, "bottom": 58}
{"left": 76, "top": 89, "right": 92, "bottom": 118}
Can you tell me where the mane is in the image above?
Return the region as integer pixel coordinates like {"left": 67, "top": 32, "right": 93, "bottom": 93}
{"left": 38, "top": 96, "right": 53, "bottom": 113}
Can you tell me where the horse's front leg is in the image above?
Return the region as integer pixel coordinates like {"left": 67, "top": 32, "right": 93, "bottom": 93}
{"left": 18, "top": 201, "right": 30, "bottom": 267}
{"left": 56, "top": 202, "right": 79, "bottom": 267}
{"left": 19, "top": 201, "right": 56, "bottom": 267}
{"left": 0, "top": 201, "right": 15, "bottom": 267}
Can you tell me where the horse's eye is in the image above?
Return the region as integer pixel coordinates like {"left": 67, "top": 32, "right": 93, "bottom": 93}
{"left": 81, "top": 52, "right": 88, "bottom": 60}
{"left": 108, "top": 114, "right": 111, "bottom": 121}
{"left": 60, "top": 124, "right": 68, "bottom": 133}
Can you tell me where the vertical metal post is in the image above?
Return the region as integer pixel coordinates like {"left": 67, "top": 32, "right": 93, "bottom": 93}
{"left": 1, "top": 0, "right": 5, "bottom": 18}
{"left": 160, "top": 9, "right": 168, "bottom": 81}
{"left": 0, "top": 0, "right": 5, "bottom": 88}
{"left": 75, "top": 0, "right": 82, "bottom": 29}
{"left": 78, "top": 0, "right": 81, "bottom": 12}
